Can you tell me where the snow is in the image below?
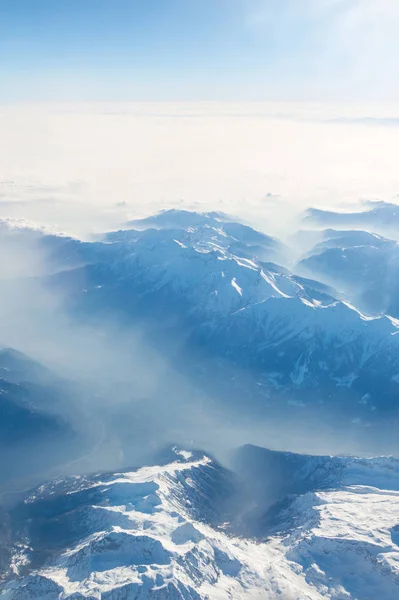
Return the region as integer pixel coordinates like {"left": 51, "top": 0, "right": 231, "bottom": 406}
{"left": 261, "top": 269, "right": 292, "bottom": 299}
{"left": 2, "top": 453, "right": 314, "bottom": 599}
{"left": 290, "top": 355, "right": 309, "bottom": 386}
{"left": 231, "top": 278, "right": 243, "bottom": 296}
{"left": 88, "top": 211, "right": 399, "bottom": 414}
{"left": 174, "top": 449, "right": 193, "bottom": 461}
{"left": 173, "top": 239, "right": 187, "bottom": 249}
{"left": 282, "top": 485, "right": 399, "bottom": 600}
{"left": 3, "top": 450, "right": 399, "bottom": 599}
{"left": 5, "top": 210, "right": 399, "bottom": 397}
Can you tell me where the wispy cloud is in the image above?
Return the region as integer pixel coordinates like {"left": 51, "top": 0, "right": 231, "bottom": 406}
{"left": 244, "top": 0, "right": 399, "bottom": 100}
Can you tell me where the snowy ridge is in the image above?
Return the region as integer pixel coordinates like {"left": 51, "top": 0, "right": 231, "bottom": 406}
{"left": 103, "top": 217, "right": 399, "bottom": 422}
{"left": 297, "top": 228, "right": 399, "bottom": 319}
{"left": 6, "top": 208, "right": 399, "bottom": 421}
{"left": 105, "top": 211, "right": 399, "bottom": 372}
{"left": 0, "top": 451, "right": 311, "bottom": 600}
{"left": 2, "top": 210, "right": 399, "bottom": 423}
{"left": 105, "top": 210, "right": 304, "bottom": 316}
{"left": 2, "top": 448, "right": 399, "bottom": 599}
{"left": 278, "top": 485, "right": 399, "bottom": 600}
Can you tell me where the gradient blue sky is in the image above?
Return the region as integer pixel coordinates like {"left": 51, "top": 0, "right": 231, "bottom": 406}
{"left": 1, "top": 0, "right": 399, "bottom": 102}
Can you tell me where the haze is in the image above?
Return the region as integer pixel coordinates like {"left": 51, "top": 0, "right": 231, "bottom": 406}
{"left": 0, "top": 102, "right": 399, "bottom": 240}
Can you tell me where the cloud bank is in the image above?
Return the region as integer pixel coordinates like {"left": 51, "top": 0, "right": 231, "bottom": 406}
{"left": 0, "top": 102, "right": 398, "bottom": 241}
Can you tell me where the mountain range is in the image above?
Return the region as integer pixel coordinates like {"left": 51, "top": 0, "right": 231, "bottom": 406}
{"left": 37, "top": 208, "right": 399, "bottom": 452}
{"left": 2, "top": 446, "right": 399, "bottom": 599}
{"left": 2, "top": 203, "right": 399, "bottom": 597}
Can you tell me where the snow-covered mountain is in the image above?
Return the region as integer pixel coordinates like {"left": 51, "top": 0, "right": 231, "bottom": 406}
{"left": 2, "top": 207, "right": 399, "bottom": 598}
{"left": 45, "top": 210, "right": 399, "bottom": 432}
{"left": 3, "top": 209, "right": 399, "bottom": 442}
{"left": 124, "top": 209, "right": 287, "bottom": 263}
{"left": 100, "top": 212, "right": 333, "bottom": 317}
{"left": 2, "top": 446, "right": 399, "bottom": 599}
{"left": 297, "top": 229, "right": 399, "bottom": 317}
{"left": 303, "top": 200, "right": 399, "bottom": 238}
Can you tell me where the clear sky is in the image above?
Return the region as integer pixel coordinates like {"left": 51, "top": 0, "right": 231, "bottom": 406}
{"left": 1, "top": 0, "right": 399, "bottom": 102}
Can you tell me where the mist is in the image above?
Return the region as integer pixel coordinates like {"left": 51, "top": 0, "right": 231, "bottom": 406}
{"left": 1, "top": 102, "right": 399, "bottom": 239}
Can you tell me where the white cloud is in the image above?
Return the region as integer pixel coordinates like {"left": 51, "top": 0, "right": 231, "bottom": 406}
{"left": 0, "top": 102, "right": 398, "bottom": 238}
{"left": 244, "top": 0, "right": 399, "bottom": 100}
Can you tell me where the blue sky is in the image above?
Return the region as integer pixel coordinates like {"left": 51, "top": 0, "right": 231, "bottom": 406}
{"left": 1, "top": 0, "right": 399, "bottom": 101}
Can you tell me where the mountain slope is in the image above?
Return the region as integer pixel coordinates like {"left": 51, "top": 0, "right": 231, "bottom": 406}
{"left": 0, "top": 349, "right": 89, "bottom": 492}
{"left": 297, "top": 229, "right": 399, "bottom": 317}
{"left": 38, "top": 211, "right": 399, "bottom": 442}
{"left": 4, "top": 211, "right": 399, "bottom": 448}
{"left": 2, "top": 448, "right": 399, "bottom": 599}
{"left": 303, "top": 200, "right": 399, "bottom": 238}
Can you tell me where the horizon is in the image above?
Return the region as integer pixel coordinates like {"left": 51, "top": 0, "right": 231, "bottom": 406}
{"left": 1, "top": 99, "right": 398, "bottom": 239}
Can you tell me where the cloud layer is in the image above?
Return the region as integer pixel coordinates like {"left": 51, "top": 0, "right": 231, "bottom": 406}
{"left": 0, "top": 102, "right": 398, "bottom": 239}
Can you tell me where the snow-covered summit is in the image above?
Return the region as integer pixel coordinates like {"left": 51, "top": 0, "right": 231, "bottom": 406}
{"left": 2, "top": 447, "right": 399, "bottom": 599}
{"left": 110, "top": 208, "right": 287, "bottom": 266}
